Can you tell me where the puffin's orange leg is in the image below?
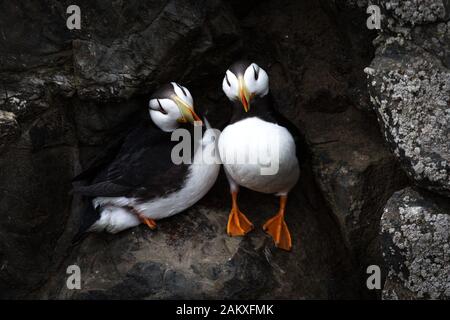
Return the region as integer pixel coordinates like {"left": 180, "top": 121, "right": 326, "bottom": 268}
{"left": 127, "top": 206, "right": 157, "bottom": 230}
{"left": 140, "top": 216, "right": 157, "bottom": 230}
{"left": 227, "top": 191, "right": 253, "bottom": 236}
{"left": 263, "top": 195, "right": 292, "bottom": 251}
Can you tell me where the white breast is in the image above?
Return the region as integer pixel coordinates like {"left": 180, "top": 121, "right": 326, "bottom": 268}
{"left": 91, "top": 123, "right": 220, "bottom": 233}
{"left": 218, "top": 117, "right": 299, "bottom": 195}
{"left": 134, "top": 127, "right": 220, "bottom": 220}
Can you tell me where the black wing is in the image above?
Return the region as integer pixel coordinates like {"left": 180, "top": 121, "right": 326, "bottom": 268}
{"left": 72, "top": 129, "right": 130, "bottom": 183}
{"left": 72, "top": 121, "right": 190, "bottom": 200}
{"left": 267, "top": 94, "right": 306, "bottom": 162}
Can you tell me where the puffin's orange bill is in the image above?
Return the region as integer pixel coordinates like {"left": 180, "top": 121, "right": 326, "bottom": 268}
{"left": 189, "top": 108, "right": 202, "bottom": 124}
{"left": 240, "top": 89, "right": 249, "bottom": 112}
{"left": 173, "top": 95, "right": 202, "bottom": 125}
{"left": 238, "top": 76, "right": 251, "bottom": 112}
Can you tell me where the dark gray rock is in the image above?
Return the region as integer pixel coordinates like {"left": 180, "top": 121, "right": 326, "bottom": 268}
{"left": 0, "top": 0, "right": 241, "bottom": 116}
{"left": 381, "top": 187, "right": 450, "bottom": 299}
{"left": 71, "top": 0, "right": 241, "bottom": 101}
{"left": 368, "top": 0, "right": 450, "bottom": 300}
{"left": 374, "top": 0, "right": 450, "bottom": 30}
{"left": 367, "top": 23, "right": 450, "bottom": 196}
{"left": 0, "top": 106, "right": 78, "bottom": 298}
{"left": 0, "top": 110, "right": 20, "bottom": 151}
{"left": 302, "top": 108, "right": 408, "bottom": 264}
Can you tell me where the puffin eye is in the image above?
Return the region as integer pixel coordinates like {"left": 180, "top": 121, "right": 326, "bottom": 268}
{"left": 225, "top": 73, "right": 231, "bottom": 87}
{"left": 175, "top": 83, "right": 187, "bottom": 96}
{"left": 183, "top": 86, "right": 192, "bottom": 99}
{"left": 157, "top": 99, "right": 167, "bottom": 114}
{"left": 222, "top": 70, "right": 240, "bottom": 101}
{"left": 243, "top": 63, "right": 269, "bottom": 98}
{"left": 252, "top": 65, "right": 259, "bottom": 80}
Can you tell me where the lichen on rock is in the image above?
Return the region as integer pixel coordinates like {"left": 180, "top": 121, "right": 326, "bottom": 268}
{"left": 367, "top": 25, "right": 450, "bottom": 196}
{"left": 381, "top": 187, "right": 450, "bottom": 299}
{"left": 376, "top": 0, "right": 449, "bottom": 29}
{"left": 368, "top": 0, "right": 450, "bottom": 301}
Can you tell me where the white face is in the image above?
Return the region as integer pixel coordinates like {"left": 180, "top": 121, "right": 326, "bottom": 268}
{"left": 222, "top": 63, "right": 269, "bottom": 110}
{"left": 148, "top": 83, "right": 200, "bottom": 132}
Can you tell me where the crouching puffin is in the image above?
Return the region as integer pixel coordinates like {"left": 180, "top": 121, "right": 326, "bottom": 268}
{"left": 218, "top": 61, "right": 300, "bottom": 251}
{"left": 72, "top": 83, "right": 220, "bottom": 235}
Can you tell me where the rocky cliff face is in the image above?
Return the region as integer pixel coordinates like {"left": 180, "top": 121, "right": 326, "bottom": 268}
{"left": 0, "top": 0, "right": 446, "bottom": 299}
{"left": 367, "top": 0, "right": 450, "bottom": 299}
{"left": 367, "top": 2, "right": 450, "bottom": 196}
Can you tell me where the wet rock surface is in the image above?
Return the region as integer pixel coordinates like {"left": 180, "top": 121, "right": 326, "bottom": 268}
{"left": 381, "top": 187, "right": 450, "bottom": 299}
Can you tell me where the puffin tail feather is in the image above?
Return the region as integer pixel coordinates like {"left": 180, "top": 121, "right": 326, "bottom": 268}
{"left": 71, "top": 198, "right": 101, "bottom": 245}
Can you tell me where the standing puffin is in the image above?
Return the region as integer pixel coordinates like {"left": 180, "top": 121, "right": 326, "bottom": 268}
{"left": 218, "top": 61, "right": 300, "bottom": 251}
{"left": 72, "top": 83, "right": 220, "bottom": 235}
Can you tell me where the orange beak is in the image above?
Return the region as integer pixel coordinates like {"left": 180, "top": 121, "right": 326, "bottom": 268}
{"left": 240, "top": 89, "right": 249, "bottom": 112}
{"left": 238, "top": 76, "right": 251, "bottom": 112}
{"left": 189, "top": 108, "right": 203, "bottom": 124}
{"left": 173, "top": 95, "right": 203, "bottom": 125}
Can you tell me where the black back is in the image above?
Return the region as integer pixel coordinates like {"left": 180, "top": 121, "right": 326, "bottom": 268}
{"left": 72, "top": 120, "right": 199, "bottom": 200}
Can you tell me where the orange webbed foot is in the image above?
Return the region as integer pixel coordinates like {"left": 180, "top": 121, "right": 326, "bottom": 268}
{"left": 263, "top": 195, "right": 292, "bottom": 251}
{"left": 141, "top": 217, "right": 157, "bottom": 230}
{"left": 263, "top": 212, "right": 292, "bottom": 251}
{"left": 127, "top": 206, "right": 157, "bottom": 230}
{"left": 227, "top": 191, "right": 254, "bottom": 236}
{"left": 227, "top": 207, "right": 254, "bottom": 236}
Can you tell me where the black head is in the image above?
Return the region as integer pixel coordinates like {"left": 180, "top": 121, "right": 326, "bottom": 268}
{"left": 222, "top": 61, "right": 269, "bottom": 112}
{"left": 148, "top": 82, "right": 201, "bottom": 132}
